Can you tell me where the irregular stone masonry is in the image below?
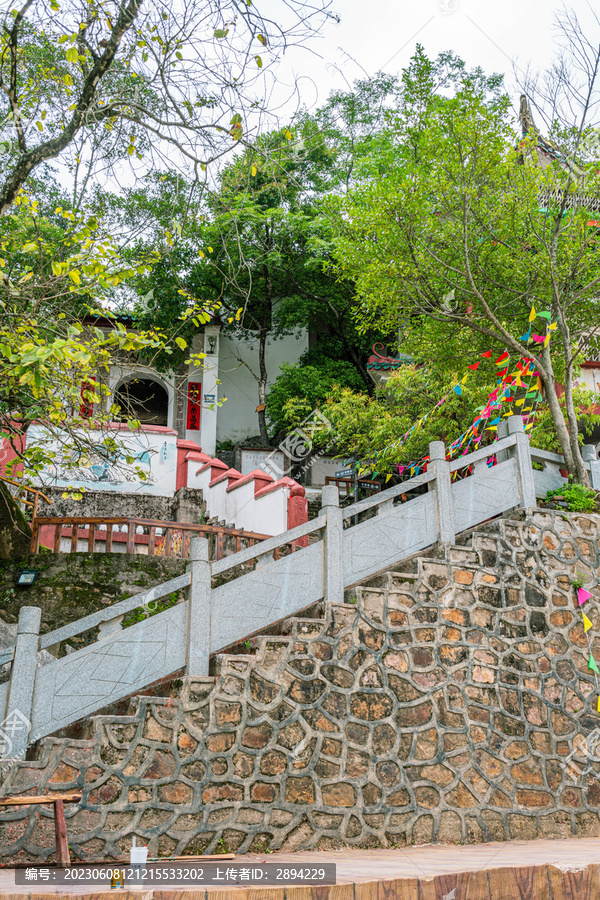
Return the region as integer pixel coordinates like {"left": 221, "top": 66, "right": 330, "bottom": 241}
{"left": 2, "top": 508, "right": 600, "bottom": 862}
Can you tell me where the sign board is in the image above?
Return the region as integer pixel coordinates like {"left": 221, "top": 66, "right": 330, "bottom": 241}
{"left": 240, "top": 448, "right": 289, "bottom": 479}
{"left": 335, "top": 468, "right": 355, "bottom": 478}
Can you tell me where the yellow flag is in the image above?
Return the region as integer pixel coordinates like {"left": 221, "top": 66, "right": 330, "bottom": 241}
{"left": 584, "top": 613, "right": 593, "bottom": 633}
{"left": 543, "top": 334, "right": 551, "bottom": 347}
{"left": 529, "top": 305, "right": 536, "bottom": 322}
{"left": 549, "top": 322, "right": 557, "bottom": 331}
{"left": 514, "top": 375, "right": 522, "bottom": 387}
{"left": 515, "top": 398, "right": 525, "bottom": 407}
{"left": 597, "top": 695, "right": 600, "bottom": 714}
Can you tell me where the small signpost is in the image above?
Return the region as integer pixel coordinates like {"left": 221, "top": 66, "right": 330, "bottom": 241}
{"left": 336, "top": 459, "right": 359, "bottom": 524}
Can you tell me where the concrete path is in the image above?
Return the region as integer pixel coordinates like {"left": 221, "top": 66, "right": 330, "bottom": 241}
{"left": 0, "top": 838, "right": 599, "bottom": 897}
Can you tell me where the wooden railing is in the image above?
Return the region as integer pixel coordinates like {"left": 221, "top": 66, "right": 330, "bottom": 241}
{"left": 0, "top": 475, "right": 51, "bottom": 519}
{"left": 30, "top": 516, "right": 274, "bottom": 561}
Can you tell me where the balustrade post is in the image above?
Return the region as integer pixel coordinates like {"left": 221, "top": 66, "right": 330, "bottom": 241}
{"left": 3, "top": 606, "right": 40, "bottom": 759}
{"left": 321, "top": 484, "right": 344, "bottom": 605}
{"left": 582, "top": 444, "right": 600, "bottom": 490}
{"left": 508, "top": 415, "right": 537, "bottom": 509}
{"left": 496, "top": 420, "right": 510, "bottom": 463}
{"left": 429, "top": 441, "right": 455, "bottom": 545}
{"left": 186, "top": 535, "right": 212, "bottom": 676}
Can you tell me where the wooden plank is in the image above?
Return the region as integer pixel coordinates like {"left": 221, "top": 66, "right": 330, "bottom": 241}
{"left": 155, "top": 893, "right": 207, "bottom": 900}
{"left": 354, "top": 881, "right": 378, "bottom": 900}
{"left": 53, "top": 799, "right": 71, "bottom": 867}
{"left": 379, "top": 878, "right": 419, "bottom": 900}
{"left": 487, "top": 865, "right": 550, "bottom": 900}
{"left": 235, "top": 535, "right": 241, "bottom": 553}
{"left": 30, "top": 520, "right": 40, "bottom": 554}
{"left": 88, "top": 525, "right": 95, "bottom": 553}
{"left": 53, "top": 524, "right": 61, "bottom": 553}
{"left": 433, "top": 870, "right": 490, "bottom": 900}
{"left": 547, "top": 864, "right": 595, "bottom": 900}
{"left": 148, "top": 526, "right": 156, "bottom": 556}
{"left": 182, "top": 532, "right": 191, "bottom": 559}
{"left": 326, "top": 886, "right": 354, "bottom": 900}
{"left": 0, "top": 792, "right": 81, "bottom": 805}
{"left": 246, "top": 890, "right": 285, "bottom": 900}
{"left": 216, "top": 532, "right": 224, "bottom": 561}
{"left": 106, "top": 527, "right": 113, "bottom": 553}
{"left": 418, "top": 880, "right": 436, "bottom": 900}
{"left": 70, "top": 525, "right": 78, "bottom": 553}
{"left": 165, "top": 527, "right": 173, "bottom": 557}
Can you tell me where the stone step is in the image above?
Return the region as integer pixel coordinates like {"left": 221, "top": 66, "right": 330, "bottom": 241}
{"left": 447, "top": 545, "right": 481, "bottom": 566}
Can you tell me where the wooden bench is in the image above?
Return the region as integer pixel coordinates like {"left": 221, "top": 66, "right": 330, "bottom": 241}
{"left": 0, "top": 792, "right": 81, "bottom": 866}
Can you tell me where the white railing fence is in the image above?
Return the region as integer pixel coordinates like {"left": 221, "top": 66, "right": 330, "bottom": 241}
{"left": 1, "top": 416, "right": 598, "bottom": 757}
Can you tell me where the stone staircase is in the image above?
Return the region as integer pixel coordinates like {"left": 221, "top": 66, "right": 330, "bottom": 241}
{"left": 2, "top": 507, "right": 600, "bottom": 863}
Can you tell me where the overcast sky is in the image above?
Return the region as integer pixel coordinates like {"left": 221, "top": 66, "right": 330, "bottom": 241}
{"left": 267, "top": 0, "right": 597, "bottom": 121}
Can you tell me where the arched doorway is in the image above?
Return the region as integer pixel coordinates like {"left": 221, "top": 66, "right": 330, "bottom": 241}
{"left": 114, "top": 378, "right": 169, "bottom": 427}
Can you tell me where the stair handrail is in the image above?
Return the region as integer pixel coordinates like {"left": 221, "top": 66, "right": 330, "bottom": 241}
{"left": 211, "top": 514, "right": 326, "bottom": 577}
{"left": 38, "top": 572, "right": 191, "bottom": 651}
{"left": 448, "top": 433, "right": 516, "bottom": 472}
{"left": 340, "top": 469, "right": 435, "bottom": 521}
{"left": 0, "top": 475, "right": 51, "bottom": 519}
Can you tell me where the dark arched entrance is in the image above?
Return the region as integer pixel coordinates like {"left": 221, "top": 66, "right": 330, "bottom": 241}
{"left": 114, "top": 379, "right": 169, "bottom": 427}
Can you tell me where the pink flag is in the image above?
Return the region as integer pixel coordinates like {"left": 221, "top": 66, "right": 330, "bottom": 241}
{"left": 579, "top": 588, "right": 593, "bottom": 606}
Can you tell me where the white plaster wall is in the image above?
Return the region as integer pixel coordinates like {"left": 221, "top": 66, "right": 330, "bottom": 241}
{"left": 578, "top": 368, "right": 600, "bottom": 393}
{"left": 216, "top": 328, "right": 308, "bottom": 444}
{"left": 30, "top": 424, "right": 179, "bottom": 497}
{"left": 186, "top": 461, "right": 288, "bottom": 534}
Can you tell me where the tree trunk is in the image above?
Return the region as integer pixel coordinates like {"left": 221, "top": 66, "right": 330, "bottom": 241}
{"left": 562, "top": 358, "right": 590, "bottom": 485}
{"left": 257, "top": 325, "right": 269, "bottom": 445}
{"left": 540, "top": 367, "right": 589, "bottom": 482}
{"left": 0, "top": 481, "right": 31, "bottom": 560}
{"left": 257, "top": 234, "right": 272, "bottom": 446}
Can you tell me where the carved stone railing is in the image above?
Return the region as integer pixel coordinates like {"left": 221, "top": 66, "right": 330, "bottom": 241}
{"left": 1, "top": 416, "right": 597, "bottom": 757}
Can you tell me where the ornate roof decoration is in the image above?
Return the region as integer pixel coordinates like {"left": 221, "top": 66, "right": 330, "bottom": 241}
{"left": 518, "top": 95, "right": 584, "bottom": 178}
{"left": 366, "top": 343, "right": 412, "bottom": 371}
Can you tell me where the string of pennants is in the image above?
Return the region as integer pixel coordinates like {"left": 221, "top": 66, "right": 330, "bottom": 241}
{"left": 364, "top": 305, "right": 555, "bottom": 481}
{"left": 575, "top": 585, "right": 600, "bottom": 714}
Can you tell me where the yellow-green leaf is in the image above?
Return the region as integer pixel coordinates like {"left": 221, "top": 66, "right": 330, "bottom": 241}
{"left": 257, "top": 33, "right": 267, "bottom": 46}
{"left": 175, "top": 336, "right": 187, "bottom": 350}
{"left": 66, "top": 47, "right": 78, "bottom": 63}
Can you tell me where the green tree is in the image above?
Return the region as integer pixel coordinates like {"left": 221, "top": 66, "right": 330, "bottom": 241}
{"left": 329, "top": 35, "right": 600, "bottom": 484}
{"left": 0, "top": 185, "right": 170, "bottom": 479}
{"left": 0, "top": 0, "right": 337, "bottom": 215}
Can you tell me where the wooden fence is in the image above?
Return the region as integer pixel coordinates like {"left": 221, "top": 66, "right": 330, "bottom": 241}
{"left": 30, "top": 516, "right": 273, "bottom": 561}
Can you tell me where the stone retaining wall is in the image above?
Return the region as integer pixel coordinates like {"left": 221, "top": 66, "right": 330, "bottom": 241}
{"left": 1, "top": 509, "right": 600, "bottom": 861}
